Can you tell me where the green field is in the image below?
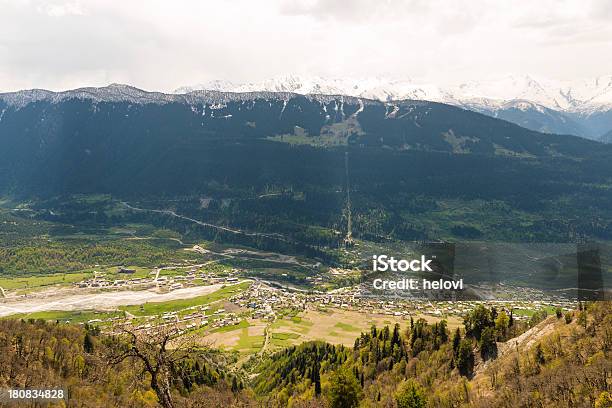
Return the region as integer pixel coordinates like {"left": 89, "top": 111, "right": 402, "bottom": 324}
{"left": 7, "top": 309, "right": 123, "bottom": 324}
{"left": 271, "top": 316, "right": 313, "bottom": 335}
{"left": 270, "top": 332, "right": 301, "bottom": 348}
{"left": 266, "top": 133, "right": 348, "bottom": 147}
{"left": 512, "top": 306, "right": 557, "bottom": 317}
{"left": 0, "top": 265, "right": 153, "bottom": 292}
{"left": 0, "top": 272, "right": 91, "bottom": 290}
{"left": 236, "top": 328, "right": 264, "bottom": 353}
{"left": 334, "top": 322, "right": 360, "bottom": 332}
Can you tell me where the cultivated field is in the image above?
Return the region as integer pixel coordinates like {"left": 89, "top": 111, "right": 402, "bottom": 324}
{"left": 270, "top": 309, "right": 462, "bottom": 347}
{"left": 201, "top": 308, "right": 463, "bottom": 353}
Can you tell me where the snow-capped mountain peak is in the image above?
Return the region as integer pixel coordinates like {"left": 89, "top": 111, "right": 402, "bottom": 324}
{"left": 175, "top": 74, "right": 612, "bottom": 114}
{"left": 172, "top": 74, "right": 612, "bottom": 141}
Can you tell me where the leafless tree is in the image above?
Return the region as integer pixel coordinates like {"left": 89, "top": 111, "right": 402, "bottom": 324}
{"left": 106, "top": 323, "right": 213, "bottom": 408}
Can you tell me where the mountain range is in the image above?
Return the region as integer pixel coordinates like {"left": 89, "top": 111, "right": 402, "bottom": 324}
{"left": 176, "top": 75, "right": 612, "bottom": 141}
{"left": 1, "top": 84, "right": 612, "bottom": 242}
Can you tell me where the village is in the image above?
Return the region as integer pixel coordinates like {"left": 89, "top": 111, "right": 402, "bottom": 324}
{"left": 231, "top": 279, "right": 577, "bottom": 322}
{"left": 74, "top": 265, "right": 241, "bottom": 291}
{"left": 73, "top": 261, "right": 577, "bottom": 344}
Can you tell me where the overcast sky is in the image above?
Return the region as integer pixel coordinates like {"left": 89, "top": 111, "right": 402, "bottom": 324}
{"left": 1, "top": 0, "right": 611, "bottom": 92}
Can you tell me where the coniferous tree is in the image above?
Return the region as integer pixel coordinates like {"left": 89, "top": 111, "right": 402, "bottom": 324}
{"left": 464, "top": 304, "right": 493, "bottom": 341}
{"left": 391, "top": 323, "right": 401, "bottom": 347}
{"left": 83, "top": 333, "right": 94, "bottom": 354}
{"left": 312, "top": 360, "right": 321, "bottom": 396}
{"left": 456, "top": 339, "right": 475, "bottom": 377}
{"left": 479, "top": 327, "right": 497, "bottom": 360}
{"left": 438, "top": 320, "right": 448, "bottom": 343}
{"left": 452, "top": 328, "right": 461, "bottom": 355}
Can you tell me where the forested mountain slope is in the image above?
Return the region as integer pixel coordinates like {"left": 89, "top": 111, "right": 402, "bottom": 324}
{"left": 1, "top": 302, "right": 609, "bottom": 407}
{"left": 2, "top": 87, "right": 612, "bottom": 243}
{"left": 0, "top": 85, "right": 609, "bottom": 197}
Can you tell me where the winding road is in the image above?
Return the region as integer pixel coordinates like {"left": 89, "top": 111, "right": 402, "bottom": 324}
{"left": 121, "top": 201, "right": 288, "bottom": 241}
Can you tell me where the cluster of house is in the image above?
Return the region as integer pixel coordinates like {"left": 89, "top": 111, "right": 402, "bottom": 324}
{"left": 147, "top": 306, "right": 245, "bottom": 333}
{"left": 230, "top": 282, "right": 306, "bottom": 320}
{"left": 159, "top": 309, "right": 210, "bottom": 330}
{"left": 228, "top": 280, "right": 576, "bottom": 323}
{"left": 79, "top": 263, "right": 576, "bottom": 336}
{"left": 75, "top": 265, "right": 242, "bottom": 291}
{"left": 210, "top": 310, "right": 242, "bottom": 329}
{"left": 76, "top": 268, "right": 147, "bottom": 289}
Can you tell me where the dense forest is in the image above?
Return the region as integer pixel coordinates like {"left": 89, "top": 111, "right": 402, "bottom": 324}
{"left": 2, "top": 91, "right": 612, "bottom": 245}
{"left": 1, "top": 302, "right": 609, "bottom": 407}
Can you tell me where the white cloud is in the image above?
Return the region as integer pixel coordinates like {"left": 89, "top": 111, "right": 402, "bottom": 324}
{"left": 0, "top": 0, "right": 610, "bottom": 92}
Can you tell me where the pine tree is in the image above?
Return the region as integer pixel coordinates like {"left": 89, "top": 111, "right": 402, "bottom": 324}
{"left": 452, "top": 328, "right": 461, "bottom": 355}
{"left": 312, "top": 360, "right": 321, "bottom": 396}
{"left": 83, "top": 333, "right": 94, "bottom": 354}
{"left": 391, "top": 323, "right": 401, "bottom": 347}
{"left": 382, "top": 326, "right": 390, "bottom": 342}
{"left": 456, "top": 339, "right": 475, "bottom": 377}
{"left": 438, "top": 320, "right": 448, "bottom": 343}
{"left": 479, "top": 327, "right": 497, "bottom": 360}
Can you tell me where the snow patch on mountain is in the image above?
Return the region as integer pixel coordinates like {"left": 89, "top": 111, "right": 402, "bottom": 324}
{"left": 176, "top": 74, "right": 612, "bottom": 115}
{"left": 0, "top": 83, "right": 377, "bottom": 110}
{"left": 3, "top": 75, "right": 612, "bottom": 141}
